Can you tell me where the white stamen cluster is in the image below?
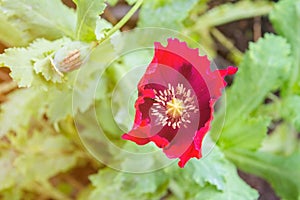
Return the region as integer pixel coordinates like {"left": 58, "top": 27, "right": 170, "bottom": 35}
{"left": 151, "top": 83, "right": 199, "bottom": 129}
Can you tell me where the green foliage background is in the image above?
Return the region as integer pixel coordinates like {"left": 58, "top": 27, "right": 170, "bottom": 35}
{"left": 0, "top": 0, "right": 299, "bottom": 199}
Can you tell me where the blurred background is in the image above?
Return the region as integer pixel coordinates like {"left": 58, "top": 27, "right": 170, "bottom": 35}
{"left": 0, "top": 0, "right": 297, "bottom": 200}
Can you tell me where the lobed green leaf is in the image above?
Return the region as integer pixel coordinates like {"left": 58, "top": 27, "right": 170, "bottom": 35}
{"left": 212, "top": 34, "right": 292, "bottom": 150}
{"left": 0, "top": 38, "right": 72, "bottom": 87}
{"left": 74, "top": 0, "right": 106, "bottom": 42}
{"left": 226, "top": 148, "right": 300, "bottom": 200}
{"left": 0, "top": 13, "right": 29, "bottom": 46}
{"left": 89, "top": 168, "right": 168, "bottom": 200}
{"left": 0, "top": 0, "right": 76, "bottom": 45}
{"left": 226, "top": 34, "right": 291, "bottom": 123}
{"left": 138, "top": 0, "right": 198, "bottom": 30}
{"left": 0, "top": 38, "right": 115, "bottom": 125}
{"left": 0, "top": 124, "right": 79, "bottom": 192}
{"left": 270, "top": 0, "right": 300, "bottom": 93}
{"left": 0, "top": 88, "right": 45, "bottom": 137}
{"left": 260, "top": 122, "right": 299, "bottom": 156}
{"left": 216, "top": 116, "right": 270, "bottom": 151}
{"left": 166, "top": 145, "right": 258, "bottom": 200}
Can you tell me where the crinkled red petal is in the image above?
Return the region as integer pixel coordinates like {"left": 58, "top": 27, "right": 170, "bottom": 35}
{"left": 122, "top": 38, "right": 237, "bottom": 167}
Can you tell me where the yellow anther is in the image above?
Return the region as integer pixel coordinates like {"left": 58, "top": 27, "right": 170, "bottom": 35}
{"left": 166, "top": 98, "right": 184, "bottom": 119}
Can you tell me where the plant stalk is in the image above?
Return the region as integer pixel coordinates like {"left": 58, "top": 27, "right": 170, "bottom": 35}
{"left": 93, "top": 0, "right": 143, "bottom": 47}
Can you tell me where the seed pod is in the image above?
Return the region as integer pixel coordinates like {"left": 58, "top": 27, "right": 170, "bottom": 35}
{"left": 52, "top": 41, "right": 91, "bottom": 75}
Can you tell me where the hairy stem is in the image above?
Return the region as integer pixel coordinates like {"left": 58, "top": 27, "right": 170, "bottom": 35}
{"left": 194, "top": 1, "right": 273, "bottom": 29}
{"left": 211, "top": 28, "right": 243, "bottom": 63}
{"left": 94, "top": 0, "right": 143, "bottom": 47}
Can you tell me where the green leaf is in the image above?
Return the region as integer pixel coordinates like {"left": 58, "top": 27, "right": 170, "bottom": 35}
{"left": 47, "top": 87, "right": 73, "bottom": 122}
{"left": 104, "top": 50, "right": 152, "bottom": 132}
{"left": 0, "top": 0, "right": 76, "bottom": 45}
{"left": 74, "top": 0, "right": 106, "bottom": 41}
{"left": 166, "top": 145, "right": 258, "bottom": 200}
{"left": 260, "top": 122, "right": 299, "bottom": 156}
{"left": 216, "top": 117, "right": 270, "bottom": 150}
{"left": 0, "top": 125, "right": 79, "bottom": 192}
{"left": 0, "top": 13, "right": 29, "bottom": 46}
{"left": 32, "top": 38, "right": 77, "bottom": 83}
{"left": 0, "top": 38, "right": 72, "bottom": 87}
{"left": 0, "top": 47, "right": 36, "bottom": 87}
{"left": 194, "top": 172, "right": 258, "bottom": 200}
{"left": 270, "top": 0, "right": 300, "bottom": 92}
{"left": 281, "top": 95, "right": 300, "bottom": 132}
{"left": 33, "top": 58, "right": 63, "bottom": 83}
{"left": 47, "top": 40, "right": 116, "bottom": 122}
{"left": 13, "top": 132, "right": 78, "bottom": 182}
{"left": 0, "top": 88, "right": 45, "bottom": 137}
{"left": 270, "top": 0, "right": 300, "bottom": 39}
{"left": 212, "top": 34, "right": 292, "bottom": 150}
{"left": 185, "top": 147, "right": 227, "bottom": 191}
{"left": 89, "top": 138, "right": 258, "bottom": 200}
{"left": 0, "top": 38, "right": 116, "bottom": 124}
{"left": 94, "top": 98, "right": 121, "bottom": 136}
{"left": 47, "top": 68, "right": 100, "bottom": 123}
{"left": 89, "top": 168, "right": 168, "bottom": 200}
{"left": 138, "top": 0, "right": 198, "bottom": 30}
{"left": 226, "top": 34, "right": 291, "bottom": 123}
{"left": 226, "top": 148, "right": 300, "bottom": 200}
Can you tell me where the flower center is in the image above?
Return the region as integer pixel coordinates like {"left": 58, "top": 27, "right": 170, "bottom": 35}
{"left": 166, "top": 98, "right": 184, "bottom": 119}
{"left": 151, "top": 83, "right": 198, "bottom": 129}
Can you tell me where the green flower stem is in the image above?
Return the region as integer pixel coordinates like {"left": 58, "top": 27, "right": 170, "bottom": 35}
{"left": 267, "top": 93, "right": 280, "bottom": 103}
{"left": 93, "top": 0, "right": 143, "bottom": 47}
{"left": 211, "top": 28, "right": 243, "bottom": 64}
{"left": 194, "top": 1, "right": 273, "bottom": 29}
{"left": 105, "top": 0, "right": 143, "bottom": 37}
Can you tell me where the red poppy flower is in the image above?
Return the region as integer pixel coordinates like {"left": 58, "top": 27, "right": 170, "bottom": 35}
{"left": 122, "top": 38, "right": 237, "bottom": 167}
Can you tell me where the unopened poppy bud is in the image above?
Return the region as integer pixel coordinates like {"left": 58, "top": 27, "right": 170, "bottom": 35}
{"left": 52, "top": 41, "right": 91, "bottom": 75}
